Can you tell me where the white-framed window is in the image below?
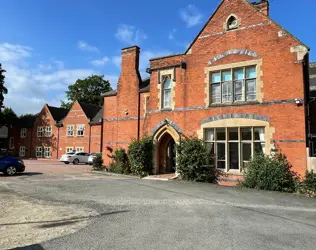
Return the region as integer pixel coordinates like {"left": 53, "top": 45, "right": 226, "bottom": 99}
{"left": 19, "top": 146, "right": 25, "bottom": 157}
{"left": 36, "top": 147, "right": 43, "bottom": 158}
{"left": 66, "top": 147, "right": 74, "bottom": 153}
{"left": 45, "top": 126, "right": 52, "bottom": 137}
{"left": 77, "top": 125, "right": 85, "bottom": 137}
{"left": 9, "top": 137, "right": 14, "bottom": 149}
{"left": 227, "top": 15, "right": 239, "bottom": 30}
{"left": 210, "top": 66, "right": 257, "bottom": 104}
{"left": 67, "top": 125, "right": 74, "bottom": 136}
{"left": 204, "top": 127, "right": 265, "bottom": 172}
{"left": 20, "top": 128, "right": 27, "bottom": 138}
{"left": 44, "top": 147, "right": 51, "bottom": 158}
{"left": 75, "top": 147, "right": 84, "bottom": 152}
{"left": 37, "top": 127, "right": 44, "bottom": 137}
{"left": 161, "top": 75, "right": 172, "bottom": 109}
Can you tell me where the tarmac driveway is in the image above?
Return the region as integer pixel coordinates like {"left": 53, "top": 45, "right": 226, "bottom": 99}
{"left": 1, "top": 160, "right": 316, "bottom": 249}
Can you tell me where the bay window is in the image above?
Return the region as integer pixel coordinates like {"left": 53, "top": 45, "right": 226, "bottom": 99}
{"left": 204, "top": 127, "right": 265, "bottom": 172}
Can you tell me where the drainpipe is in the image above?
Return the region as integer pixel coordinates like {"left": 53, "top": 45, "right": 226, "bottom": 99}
{"left": 29, "top": 127, "right": 33, "bottom": 158}
{"left": 88, "top": 124, "right": 92, "bottom": 153}
{"left": 56, "top": 125, "right": 60, "bottom": 159}
{"left": 137, "top": 91, "right": 141, "bottom": 141}
{"left": 100, "top": 118, "right": 104, "bottom": 153}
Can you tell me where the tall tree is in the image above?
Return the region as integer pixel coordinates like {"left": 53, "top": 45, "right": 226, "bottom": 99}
{"left": 2, "top": 107, "right": 18, "bottom": 126}
{"left": 0, "top": 64, "right": 8, "bottom": 126}
{"left": 61, "top": 74, "right": 112, "bottom": 109}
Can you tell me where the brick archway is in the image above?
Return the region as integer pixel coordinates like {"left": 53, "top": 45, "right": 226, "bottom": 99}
{"left": 152, "top": 123, "right": 181, "bottom": 175}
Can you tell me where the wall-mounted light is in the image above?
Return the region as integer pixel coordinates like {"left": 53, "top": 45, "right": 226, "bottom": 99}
{"left": 124, "top": 110, "right": 129, "bottom": 115}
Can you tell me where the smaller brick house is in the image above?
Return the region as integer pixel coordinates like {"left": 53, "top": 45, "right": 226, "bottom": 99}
{"left": 58, "top": 101, "right": 102, "bottom": 156}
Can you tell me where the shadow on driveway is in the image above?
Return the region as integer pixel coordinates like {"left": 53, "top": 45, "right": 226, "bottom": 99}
{"left": 10, "top": 244, "right": 45, "bottom": 250}
{"left": 0, "top": 210, "right": 129, "bottom": 228}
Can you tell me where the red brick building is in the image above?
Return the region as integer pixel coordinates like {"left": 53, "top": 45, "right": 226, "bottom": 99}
{"left": 102, "top": 0, "right": 313, "bottom": 181}
{"left": 10, "top": 102, "right": 102, "bottom": 159}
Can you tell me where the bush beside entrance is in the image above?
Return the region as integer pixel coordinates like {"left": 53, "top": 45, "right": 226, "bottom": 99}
{"left": 176, "top": 136, "right": 217, "bottom": 183}
{"left": 128, "top": 135, "right": 153, "bottom": 177}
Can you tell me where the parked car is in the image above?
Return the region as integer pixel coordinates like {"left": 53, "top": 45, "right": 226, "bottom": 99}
{"left": 88, "top": 153, "right": 101, "bottom": 165}
{"left": 59, "top": 152, "right": 90, "bottom": 165}
{"left": 0, "top": 152, "right": 25, "bottom": 176}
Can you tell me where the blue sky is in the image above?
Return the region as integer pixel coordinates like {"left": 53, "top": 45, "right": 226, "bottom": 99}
{"left": 0, "top": 0, "right": 315, "bottom": 114}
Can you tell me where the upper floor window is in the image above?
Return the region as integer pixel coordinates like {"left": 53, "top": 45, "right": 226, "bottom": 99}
{"left": 210, "top": 66, "right": 256, "bottom": 104}
{"left": 37, "top": 127, "right": 44, "bottom": 137}
{"left": 77, "top": 125, "right": 85, "bottom": 137}
{"left": 67, "top": 125, "right": 74, "bottom": 137}
{"left": 227, "top": 16, "right": 239, "bottom": 30}
{"left": 162, "top": 75, "right": 172, "bottom": 109}
{"left": 20, "top": 128, "right": 27, "bottom": 138}
{"left": 45, "top": 126, "right": 52, "bottom": 137}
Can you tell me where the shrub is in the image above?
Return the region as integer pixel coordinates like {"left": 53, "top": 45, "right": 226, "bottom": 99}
{"left": 92, "top": 153, "right": 104, "bottom": 171}
{"left": 108, "top": 148, "right": 130, "bottom": 174}
{"left": 299, "top": 170, "right": 316, "bottom": 197}
{"left": 240, "top": 152, "right": 297, "bottom": 192}
{"left": 176, "top": 136, "right": 216, "bottom": 183}
{"left": 128, "top": 135, "right": 153, "bottom": 177}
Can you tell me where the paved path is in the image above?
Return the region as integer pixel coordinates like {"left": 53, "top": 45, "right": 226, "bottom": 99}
{"left": 1, "top": 160, "right": 316, "bottom": 250}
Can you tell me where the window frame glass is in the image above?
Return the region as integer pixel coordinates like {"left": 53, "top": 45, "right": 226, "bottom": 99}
{"left": 77, "top": 125, "right": 85, "bottom": 137}
{"left": 37, "top": 127, "right": 44, "bottom": 137}
{"left": 20, "top": 128, "right": 27, "bottom": 138}
{"left": 204, "top": 127, "right": 265, "bottom": 172}
{"left": 36, "top": 147, "right": 43, "bottom": 158}
{"left": 44, "top": 147, "right": 51, "bottom": 158}
{"left": 67, "top": 125, "right": 75, "bottom": 137}
{"left": 9, "top": 137, "right": 14, "bottom": 149}
{"left": 161, "top": 75, "right": 172, "bottom": 109}
{"left": 45, "top": 126, "right": 52, "bottom": 137}
{"left": 19, "top": 146, "right": 25, "bottom": 157}
{"left": 210, "top": 66, "right": 257, "bottom": 105}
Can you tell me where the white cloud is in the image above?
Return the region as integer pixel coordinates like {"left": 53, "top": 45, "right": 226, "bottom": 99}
{"left": 180, "top": 4, "right": 203, "bottom": 28}
{"left": 90, "top": 56, "right": 110, "bottom": 66}
{"left": 168, "top": 29, "right": 177, "bottom": 40}
{"left": 115, "top": 25, "right": 147, "bottom": 45}
{"left": 77, "top": 40, "right": 99, "bottom": 53}
{"left": 0, "top": 43, "right": 31, "bottom": 62}
{"left": 0, "top": 43, "right": 111, "bottom": 115}
{"left": 112, "top": 56, "right": 122, "bottom": 68}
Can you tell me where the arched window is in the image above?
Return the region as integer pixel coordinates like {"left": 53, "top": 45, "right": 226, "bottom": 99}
{"left": 162, "top": 75, "right": 172, "bottom": 109}
{"left": 227, "top": 15, "right": 239, "bottom": 30}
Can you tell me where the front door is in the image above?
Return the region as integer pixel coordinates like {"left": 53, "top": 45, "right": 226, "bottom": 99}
{"left": 158, "top": 133, "right": 176, "bottom": 174}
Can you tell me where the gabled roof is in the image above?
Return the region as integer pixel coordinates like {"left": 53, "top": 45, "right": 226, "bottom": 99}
{"left": 79, "top": 103, "right": 101, "bottom": 120}
{"left": 90, "top": 106, "right": 104, "bottom": 125}
{"left": 47, "top": 105, "right": 69, "bottom": 122}
{"left": 19, "top": 114, "right": 38, "bottom": 128}
{"left": 102, "top": 89, "right": 117, "bottom": 97}
{"left": 184, "top": 0, "right": 309, "bottom": 54}
{"left": 310, "top": 62, "right": 316, "bottom": 91}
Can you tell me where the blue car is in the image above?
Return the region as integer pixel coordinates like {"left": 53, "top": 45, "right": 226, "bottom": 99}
{"left": 0, "top": 153, "right": 25, "bottom": 176}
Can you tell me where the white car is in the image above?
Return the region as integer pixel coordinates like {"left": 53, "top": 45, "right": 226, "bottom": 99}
{"left": 60, "top": 152, "right": 90, "bottom": 165}
{"left": 88, "top": 153, "right": 101, "bottom": 165}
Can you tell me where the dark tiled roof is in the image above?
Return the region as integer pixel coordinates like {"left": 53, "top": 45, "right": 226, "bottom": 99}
{"left": 102, "top": 89, "right": 117, "bottom": 97}
{"left": 19, "top": 114, "right": 38, "bottom": 128}
{"left": 47, "top": 105, "right": 69, "bottom": 122}
{"left": 149, "top": 53, "right": 184, "bottom": 61}
{"left": 310, "top": 62, "right": 316, "bottom": 91}
{"left": 140, "top": 85, "right": 150, "bottom": 93}
{"left": 79, "top": 103, "right": 101, "bottom": 120}
{"left": 90, "top": 106, "right": 104, "bottom": 125}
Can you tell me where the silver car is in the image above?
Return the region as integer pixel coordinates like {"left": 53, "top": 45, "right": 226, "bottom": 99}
{"left": 60, "top": 152, "right": 90, "bottom": 165}
{"left": 88, "top": 153, "right": 101, "bottom": 165}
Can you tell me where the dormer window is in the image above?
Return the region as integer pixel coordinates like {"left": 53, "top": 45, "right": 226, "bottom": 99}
{"left": 227, "top": 15, "right": 239, "bottom": 30}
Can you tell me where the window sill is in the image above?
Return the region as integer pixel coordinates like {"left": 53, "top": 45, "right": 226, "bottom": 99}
{"left": 209, "top": 101, "right": 259, "bottom": 108}
{"left": 160, "top": 108, "right": 172, "bottom": 112}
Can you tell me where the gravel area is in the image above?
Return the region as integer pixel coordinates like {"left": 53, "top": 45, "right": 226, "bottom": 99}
{"left": 0, "top": 185, "right": 98, "bottom": 249}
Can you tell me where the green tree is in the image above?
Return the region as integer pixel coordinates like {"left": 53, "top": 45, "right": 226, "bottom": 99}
{"left": 2, "top": 107, "right": 18, "bottom": 126}
{"left": 61, "top": 75, "right": 112, "bottom": 109}
{"left": 0, "top": 64, "right": 8, "bottom": 125}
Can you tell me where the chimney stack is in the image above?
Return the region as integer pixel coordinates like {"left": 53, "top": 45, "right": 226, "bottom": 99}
{"left": 252, "top": 0, "right": 269, "bottom": 16}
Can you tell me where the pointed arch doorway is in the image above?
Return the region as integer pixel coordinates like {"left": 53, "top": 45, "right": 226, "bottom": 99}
{"left": 152, "top": 121, "right": 181, "bottom": 175}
